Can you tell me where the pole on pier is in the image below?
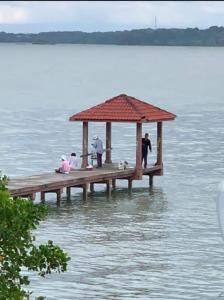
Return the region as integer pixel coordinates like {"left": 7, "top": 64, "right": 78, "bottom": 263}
{"left": 105, "top": 122, "right": 112, "bottom": 163}
{"left": 82, "top": 121, "right": 89, "bottom": 168}
{"left": 135, "top": 122, "right": 143, "bottom": 179}
{"left": 156, "top": 121, "right": 163, "bottom": 175}
{"left": 149, "top": 175, "right": 153, "bottom": 187}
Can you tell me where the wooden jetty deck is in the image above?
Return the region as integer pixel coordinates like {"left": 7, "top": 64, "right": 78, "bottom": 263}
{"left": 7, "top": 164, "right": 162, "bottom": 205}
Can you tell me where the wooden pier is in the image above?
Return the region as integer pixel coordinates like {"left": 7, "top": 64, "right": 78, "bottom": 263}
{"left": 7, "top": 164, "right": 162, "bottom": 205}
{"left": 7, "top": 94, "right": 176, "bottom": 204}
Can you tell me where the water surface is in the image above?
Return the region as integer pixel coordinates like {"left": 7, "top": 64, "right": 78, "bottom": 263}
{"left": 0, "top": 44, "right": 224, "bottom": 299}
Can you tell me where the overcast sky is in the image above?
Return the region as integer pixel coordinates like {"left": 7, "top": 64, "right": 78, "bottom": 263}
{"left": 0, "top": 1, "right": 224, "bottom": 33}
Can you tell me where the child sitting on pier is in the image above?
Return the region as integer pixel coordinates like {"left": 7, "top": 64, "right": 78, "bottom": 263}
{"left": 55, "top": 155, "right": 70, "bottom": 174}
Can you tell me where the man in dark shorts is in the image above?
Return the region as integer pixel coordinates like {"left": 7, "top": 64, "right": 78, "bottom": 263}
{"left": 142, "top": 133, "right": 152, "bottom": 168}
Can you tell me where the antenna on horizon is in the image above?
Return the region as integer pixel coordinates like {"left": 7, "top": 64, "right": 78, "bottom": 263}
{"left": 155, "top": 16, "right": 157, "bottom": 29}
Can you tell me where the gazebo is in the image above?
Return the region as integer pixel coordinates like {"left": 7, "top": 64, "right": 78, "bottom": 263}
{"left": 69, "top": 94, "right": 176, "bottom": 181}
{"left": 6, "top": 94, "right": 176, "bottom": 204}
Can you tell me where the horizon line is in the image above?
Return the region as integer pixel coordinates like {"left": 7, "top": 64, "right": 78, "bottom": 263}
{"left": 0, "top": 25, "right": 222, "bottom": 35}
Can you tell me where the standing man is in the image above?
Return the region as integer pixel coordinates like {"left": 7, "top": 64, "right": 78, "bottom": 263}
{"left": 142, "top": 133, "right": 152, "bottom": 169}
{"left": 92, "top": 135, "right": 103, "bottom": 168}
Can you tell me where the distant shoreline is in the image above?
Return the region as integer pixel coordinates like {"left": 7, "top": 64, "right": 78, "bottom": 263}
{"left": 1, "top": 26, "right": 224, "bottom": 46}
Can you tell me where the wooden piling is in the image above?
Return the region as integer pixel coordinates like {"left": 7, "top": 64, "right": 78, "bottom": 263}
{"left": 56, "top": 189, "right": 61, "bottom": 206}
{"left": 40, "top": 191, "right": 45, "bottom": 202}
{"left": 90, "top": 183, "right": 94, "bottom": 192}
{"left": 128, "top": 179, "right": 132, "bottom": 194}
{"left": 106, "top": 180, "right": 112, "bottom": 197}
{"left": 83, "top": 183, "right": 88, "bottom": 200}
{"left": 112, "top": 179, "right": 116, "bottom": 189}
{"left": 149, "top": 175, "right": 153, "bottom": 187}
{"left": 66, "top": 187, "right": 71, "bottom": 200}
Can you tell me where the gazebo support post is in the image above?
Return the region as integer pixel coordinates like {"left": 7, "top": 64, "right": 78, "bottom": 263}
{"left": 81, "top": 121, "right": 88, "bottom": 168}
{"left": 156, "top": 121, "right": 163, "bottom": 175}
{"left": 135, "top": 122, "right": 142, "bottom": 179}
{"left": 105, "top": 122, "right": 112, "bottom": 164}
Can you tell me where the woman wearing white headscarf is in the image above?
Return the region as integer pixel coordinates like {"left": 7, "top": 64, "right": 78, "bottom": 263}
{"left": 92, "top": 135, "right": 103, "bottom": 168}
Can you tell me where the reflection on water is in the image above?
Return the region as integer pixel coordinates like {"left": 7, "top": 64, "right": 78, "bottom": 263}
{"left": 31, "top": 186, "right": 171, "bottom": 300}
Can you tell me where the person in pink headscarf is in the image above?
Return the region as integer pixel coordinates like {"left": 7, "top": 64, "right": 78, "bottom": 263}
{"left": 55, "top": 155, "right": 71, "bottom": 174}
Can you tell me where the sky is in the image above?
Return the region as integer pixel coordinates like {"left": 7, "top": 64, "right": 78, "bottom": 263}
{"left": 0, "top": 1, "right": 224, "bottom": 33}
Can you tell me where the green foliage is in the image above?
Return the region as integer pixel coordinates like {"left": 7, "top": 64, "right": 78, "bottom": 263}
{"left": 0, "top": 175, "right": 70, "bottom": 299}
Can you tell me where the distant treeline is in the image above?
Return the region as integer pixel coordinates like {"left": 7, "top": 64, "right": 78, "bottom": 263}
{"left": 1, "top": 26, "right": 224, "bottom": 46}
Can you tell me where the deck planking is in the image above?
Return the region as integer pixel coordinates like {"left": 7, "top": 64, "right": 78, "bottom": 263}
{"left": 7, "top": 164, "right": 161, "bottom": 199}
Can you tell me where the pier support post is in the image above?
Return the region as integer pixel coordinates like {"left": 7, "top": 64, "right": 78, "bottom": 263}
{"left": 66, "top": 187, "right": 71, "bottom": 200}
{"left": 56, "top": 189, "right": 61, "bottom": 206}
{"left": 83, "top": 183, "right": 88, "bottom": 201}
{"left": 106, "top": 180, "right": 112, "bottom": 198}
{"left": 149, "top": 175, "right": 153, "bottom": 187}
{"left": 135, "top": 122, "right": 143, "bottom": 179}
{"left": 156, "top": 122, "right": 163, "bottom": 175}
{"left": 41, "top": 191, "right": 45, "bottom": 202}
{"left": 90, "top": 183, "right": 94, "bottom": 192}
{"left": 82, "top": 121, "right": 89, "bottom": 168}
{"left": 128, "top": 179, "right": 132, "bottom": 194}
{"left": 105, "top": 122, "right": 112, "bottom": 163}
{"left": 112, "top": 179, "right": 116, "bottom": 189}
{"left": 41, "top": 189, "right": 62, "bottom": 205}
{"left": 30, "top": 193, "right": 36, "bottom": 201}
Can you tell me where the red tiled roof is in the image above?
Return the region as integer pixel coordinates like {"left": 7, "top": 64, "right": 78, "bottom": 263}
{"left": 69, "top": 94, "right": 176, "bottom": 123}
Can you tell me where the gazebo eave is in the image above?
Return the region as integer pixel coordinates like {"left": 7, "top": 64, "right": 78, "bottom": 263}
{"left": 69, "top": 117, "right": 176, "bottom": 123}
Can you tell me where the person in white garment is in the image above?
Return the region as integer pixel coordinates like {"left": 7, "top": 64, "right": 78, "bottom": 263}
{"left": 69, "top": 153, "right": 79, "bottom": 170}
{"left": 92, "top": 135, "right": 103, "bottom": 168}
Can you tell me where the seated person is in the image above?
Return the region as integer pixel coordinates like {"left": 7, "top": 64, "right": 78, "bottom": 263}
{"left": 55, "top": 155, "right": 70, "bottom": 174}
{"left": 69, "top": 153, "right": 79, "bottom": 170}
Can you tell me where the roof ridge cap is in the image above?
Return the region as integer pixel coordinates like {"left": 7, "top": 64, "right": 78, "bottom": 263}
{"left": 125, "top": 96, "right": 145, "bottom": 120}
{"left": 130, "top": 96, "right": 176, "bottom": 117}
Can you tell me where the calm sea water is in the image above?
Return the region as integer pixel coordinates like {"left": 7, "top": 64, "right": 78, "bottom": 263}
{"left": 0, "top": 44, "right": 224, "bottom": 299}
